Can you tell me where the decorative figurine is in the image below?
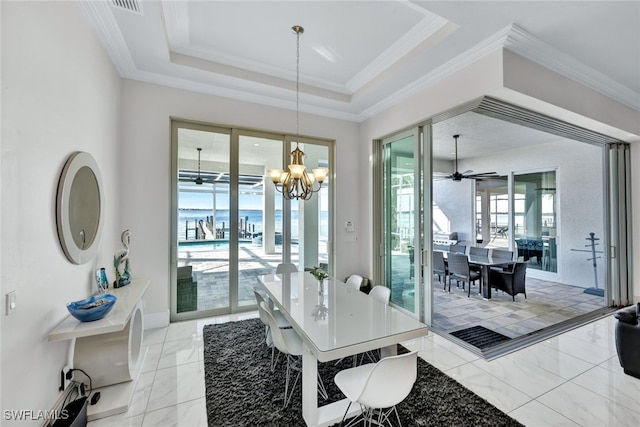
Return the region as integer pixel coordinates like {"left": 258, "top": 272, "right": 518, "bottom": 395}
{"left": 114, "top": 229, "right": 131, "bottom": 288}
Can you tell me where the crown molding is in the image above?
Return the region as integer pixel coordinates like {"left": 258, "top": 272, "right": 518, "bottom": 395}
{"left": 77, "top": 1, "right": 137, "bottom": 77}
{"left": 126, "top": 69, "right": 362, "bottom": 122}
{"left": 346, "top": 15, "right": 449, "bottom": 92}
{"left": 505, "top": 25, "right": 640, "bottom": 111}
{"left": 359, "top": 24, "right": 514, "bottom": 119}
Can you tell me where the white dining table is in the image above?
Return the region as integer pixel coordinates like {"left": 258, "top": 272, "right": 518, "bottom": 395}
{"left": 257, "top": 271, "right": 429, "bottom": 427}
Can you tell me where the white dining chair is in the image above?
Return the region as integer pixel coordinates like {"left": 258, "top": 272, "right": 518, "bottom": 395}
{"left": 261, "top": 301, "right": 328, "bottom": 407}
{"left": 369, "top": 285, "right": 391, "bottom": 304}
{"left": 361, "top": 286, "right": 391, "bottom": 364}
{"left": 254, "top": 289, "right": 291, "bottom": 371}
{"left": 275, "top": 262, "right": 298, "bottom": 274}
{"left": 334, "top": 350, "right": 418, "bottom": 427}
{"left": 345, "top": 274, "right": 364, "bottom": 291}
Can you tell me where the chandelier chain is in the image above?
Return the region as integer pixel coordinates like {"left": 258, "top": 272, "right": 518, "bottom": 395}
{"left": 296, "top": 28, "right": 300, "bottom": 139}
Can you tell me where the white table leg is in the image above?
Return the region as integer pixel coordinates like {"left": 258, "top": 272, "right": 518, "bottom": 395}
{"left": 380, "top": 343, "right": 398, "bottom": 359}
{"left": 302, "top": 344, "right": 319, "bottom": 426}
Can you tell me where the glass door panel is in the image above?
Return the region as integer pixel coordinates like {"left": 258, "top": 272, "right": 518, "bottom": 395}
{"left": 176, "top": 127, "right": 231, "bottom": 315}
{"left": 513, "top": 171, "right": 557, "bottom": 272}
{"left": 383, "top": 131, "right": 417, "bottom": 313}
{"left": 476, "top": 177, "right": 509, "bottom": 250}
{"left": 237, "top": 134, "right": 284, "bottom": 307}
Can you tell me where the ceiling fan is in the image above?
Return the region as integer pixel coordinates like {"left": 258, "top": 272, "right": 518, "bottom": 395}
{"left": 438, "top": 134, "right": 498, "bottom": 182}
{"left": 194, "top": 147, "right": 204, "bottom": 185}
{"left": 177, "top": 147, "right": 210, "bottom": 185}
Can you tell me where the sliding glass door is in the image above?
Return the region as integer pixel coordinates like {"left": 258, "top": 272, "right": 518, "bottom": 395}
{"left": 382, "top": 129, "right": 422, "bottom": 314}
{"left": 171, "top": 120, "right": 333, "bottom": 321}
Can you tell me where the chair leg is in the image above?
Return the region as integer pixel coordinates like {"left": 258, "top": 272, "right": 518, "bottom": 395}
{"left": 283, "top": 355, "right": 301, "bottom": 407}
{"left": 317, "top": 371, "right": 328, "bottom": 400}
{"left": 339, "top": 401, "right": 352, "bottom": 426}
{"left": 392, "top": 405, "right": 402, "bottom": 427}
{"left": 270, "top": 346, "right": 281, "bottom": 372}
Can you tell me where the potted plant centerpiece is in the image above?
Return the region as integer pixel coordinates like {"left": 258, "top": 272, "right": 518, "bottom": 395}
{"left": 310, "top": 266, "right": 330, "bottom": 294}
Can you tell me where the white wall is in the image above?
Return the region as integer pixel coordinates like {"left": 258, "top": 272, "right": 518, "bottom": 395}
{"left": 1, "top": 1, "right": 121, "bottom": 423}
{"left": 433, "top": 179, "right": 474, "bottom": 243}
{"left": 119, "top": 80, "right": 360, "bottom": 321}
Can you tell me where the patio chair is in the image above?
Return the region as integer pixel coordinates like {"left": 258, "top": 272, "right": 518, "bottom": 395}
{"left": 489, "top": 261, "right": 528, "bottom": 301}
{"left": 447, "top": 253, "right": 480, "bottom": 296}
{"left": 433, "top": 251, "right": 448, "bottom": 290}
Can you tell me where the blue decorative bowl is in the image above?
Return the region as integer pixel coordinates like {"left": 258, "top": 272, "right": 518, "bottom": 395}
{"left": 67, "top": 294, "right": 117, "bottom": 322}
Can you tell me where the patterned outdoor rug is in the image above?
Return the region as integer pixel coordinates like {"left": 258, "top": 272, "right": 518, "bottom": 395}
{"left": 450, "top": 325, "right": 512, "bottom": 349}
{"left": 203, "top": 318, "right": 523, "bottom": 426}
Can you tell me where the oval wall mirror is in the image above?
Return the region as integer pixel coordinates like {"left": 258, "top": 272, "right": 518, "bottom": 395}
{"left": 56, "top": 151, "right": 105, "bottom": 264}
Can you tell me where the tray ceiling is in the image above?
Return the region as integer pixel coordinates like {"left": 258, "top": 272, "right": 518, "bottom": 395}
{"left": 80, "top": 1, "right": 640, "bottom": 122}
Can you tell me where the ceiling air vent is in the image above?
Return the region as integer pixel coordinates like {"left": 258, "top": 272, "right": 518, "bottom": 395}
{"left": 111, "top": 0, "right": 143, "bottom": 15}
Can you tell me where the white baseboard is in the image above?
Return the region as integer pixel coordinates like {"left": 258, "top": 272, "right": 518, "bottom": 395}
{"left": 144, "top": 310, "right": 170, "bottom": 329}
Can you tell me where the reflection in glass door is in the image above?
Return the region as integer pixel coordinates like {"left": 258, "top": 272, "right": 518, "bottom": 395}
{"left": 383, "top": 130, "right": 419, "bottom": 313}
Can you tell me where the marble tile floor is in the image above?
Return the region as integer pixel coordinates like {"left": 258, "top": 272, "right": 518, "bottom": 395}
{"left": 87, "top": 311, "right": 639, "bottom": 427}
{"left": 433, "top": 276, "right": 606, "bottom": 340}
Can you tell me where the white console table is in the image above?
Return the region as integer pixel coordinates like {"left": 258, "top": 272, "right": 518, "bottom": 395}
{"left": 49, "top": 278, "right": 150, "bottom": 421}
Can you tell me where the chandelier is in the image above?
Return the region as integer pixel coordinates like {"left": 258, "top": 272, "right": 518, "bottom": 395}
{"left": 267, "top": 25, "right": 328, "bottom": 201}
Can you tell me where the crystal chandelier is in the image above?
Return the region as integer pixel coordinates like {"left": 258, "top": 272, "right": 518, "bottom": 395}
{"left": 267, "top": 25, "right": 328, "bottom": 201}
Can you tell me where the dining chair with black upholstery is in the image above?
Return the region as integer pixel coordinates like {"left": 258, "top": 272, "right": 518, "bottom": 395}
{"left": 449, "top": 244, "right": 466, "bottom": 254}
{"left": 469, "top": 246, "right": 489, "bottom": 257}
{"left": 491, "top": 249, "right": 514, "bottom": 261}
{"left": 489, "top": 249, "right": 514, "bottom": 273}
{"left": 489, "top": 261, "right": 528, "bottom": 301}
{"left": 433, "top": 251, "right": 448, "bottom": 290}
{"left": 447, "top": 252, "right": 481, "bottom": 296}
{"left": 468, "top": 247, "right": 488, "bottom": 288}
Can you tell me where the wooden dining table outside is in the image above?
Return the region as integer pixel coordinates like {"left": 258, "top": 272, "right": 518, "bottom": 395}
{"left": 257, "top": 271, "right": 429, "bottom": 427}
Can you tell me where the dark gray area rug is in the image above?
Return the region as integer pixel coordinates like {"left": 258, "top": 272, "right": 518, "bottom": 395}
{"left": 203, "top": 318, "right": 523, "bottom": 426}
{"left": 451, "top": 325, "right": 512, "bottom": 350}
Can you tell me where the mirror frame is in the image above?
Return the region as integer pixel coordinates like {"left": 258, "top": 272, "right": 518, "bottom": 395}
{"left": 56, "top": 151, "right": 105, "bottom": 264}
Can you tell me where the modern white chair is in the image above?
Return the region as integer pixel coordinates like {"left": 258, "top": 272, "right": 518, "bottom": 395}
{"left": 275, "top": 262, "right": 298, "bottom": 274}
{"left": 345, "top": 274, "right": 364, "bottom": 291}
{"left": 369, "top": 285, "right": 391, "bottom": 304}
{"left": 253, "top": 289, "right": 291, "bottom": 371}
{"left": 334, "top": 350, "right": 418, "bottom": 427}
{"left": 362, "top": 286, "right": 391, "bottom": 363}
{"left": 261, "top": 302, "right": 328, "bottom": 407}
